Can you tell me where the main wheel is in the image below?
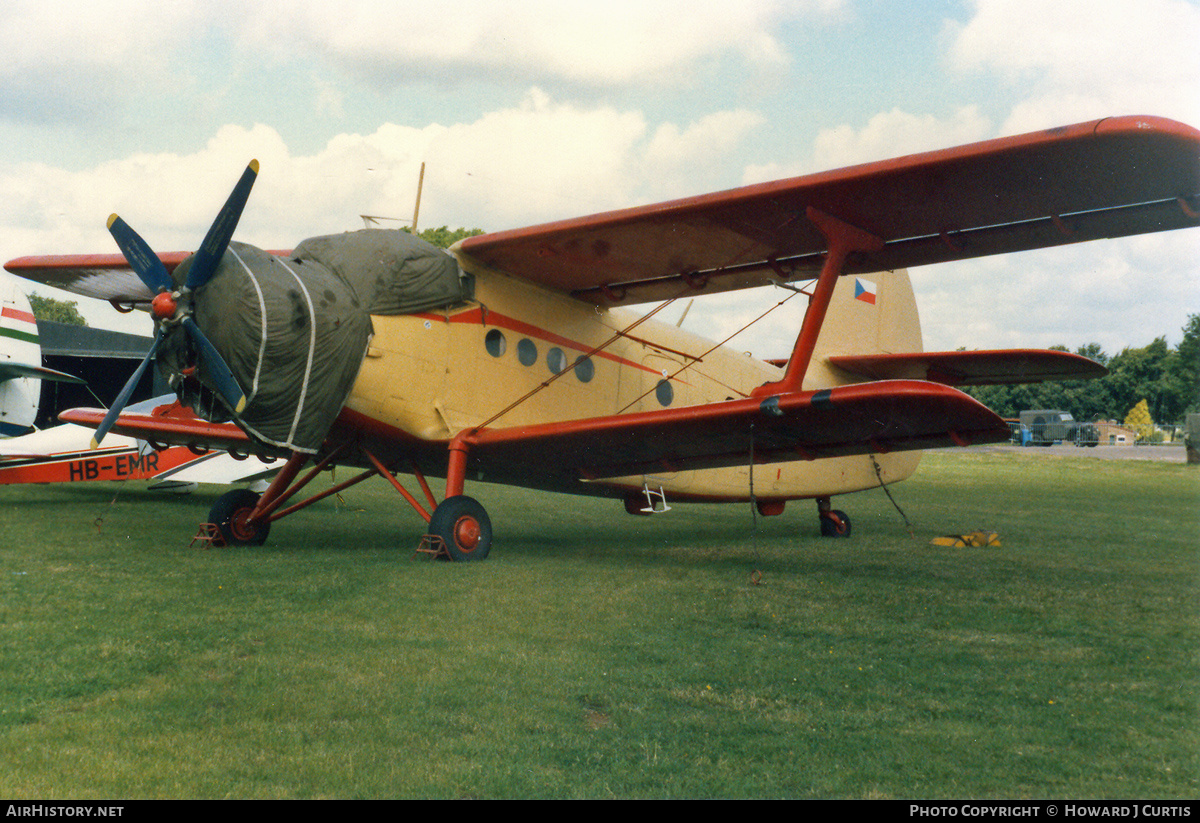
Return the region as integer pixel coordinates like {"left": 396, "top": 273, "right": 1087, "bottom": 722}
{"left": 819, "top": 509, "right": 851, "bottom": 538}
{"left": 209, "top": 488, "right": 270, "bottom": 546}
{"left": 428, "top": 495, "right": 493, "bottom": 562}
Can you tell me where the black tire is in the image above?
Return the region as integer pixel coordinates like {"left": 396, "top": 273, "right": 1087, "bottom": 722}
{"left": 428, "top": 496, "right": 492, "bottom": 561}
{"left": 209, "top": 488, "right": 270, "bottom": 546}
{"left": 819, "top": 509, "right": 851, "bottom": 538}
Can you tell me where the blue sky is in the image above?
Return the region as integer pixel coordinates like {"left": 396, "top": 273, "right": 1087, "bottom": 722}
{"left": 1, "top": 0, "right": 1197, "bottom": 356}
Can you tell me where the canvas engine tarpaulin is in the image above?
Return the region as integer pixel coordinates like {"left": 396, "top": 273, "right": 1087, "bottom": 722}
{"left": 159, "top": 231, "right": 468, "bottom": 453}
{"left": 291, "top": 229, "right": 469, "bottom": 315}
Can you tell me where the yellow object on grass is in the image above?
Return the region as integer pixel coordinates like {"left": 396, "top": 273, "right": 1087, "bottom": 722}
{"left": 931, "top": 530, "right": 1001, "bottom": 548}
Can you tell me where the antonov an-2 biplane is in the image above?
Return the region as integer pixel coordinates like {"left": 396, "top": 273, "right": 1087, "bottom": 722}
{"left": 6, "top": 115, "right": 1198, "bottom": 559}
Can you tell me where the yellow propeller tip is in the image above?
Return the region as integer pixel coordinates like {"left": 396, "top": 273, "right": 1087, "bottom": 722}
{"left": 106, "top": 214, "right": 119, "bottom": 229}
{"left": 90, "top": 437, "right": 100, "bottom": 450}
{"left": 234, "top": 397, "right": 247, "bottom": 414}
{"left": 249, "top": 159, "right": 260, "bottom": 174}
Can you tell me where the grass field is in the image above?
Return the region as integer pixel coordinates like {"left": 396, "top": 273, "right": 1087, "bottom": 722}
{"left": 1, "top": 449, "right": 1196, "bottom": 799}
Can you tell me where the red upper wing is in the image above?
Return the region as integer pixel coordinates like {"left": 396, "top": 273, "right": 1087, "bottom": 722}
{"left": 458, "top": 115, "right": 1200, "bottom": 305}
{"left": 4, "top": 250, "right": 290, "bottom": 304}
{"left": 9, "top": 117, "right": 1197, "bottom": 309}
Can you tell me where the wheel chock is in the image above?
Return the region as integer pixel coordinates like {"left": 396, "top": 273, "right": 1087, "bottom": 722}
{"left": 190, "top": 523, "right": 226, "bottom": 549}
{"left": 414, "top": 534, "right": 450, "bottom": 560}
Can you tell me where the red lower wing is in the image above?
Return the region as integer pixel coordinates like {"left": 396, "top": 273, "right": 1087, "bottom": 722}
{"left": 58, "top": 402, "right": 258, "bottom": 454}
{"left": 464, "top": 380, "right": 1009, "bottom": 480}
{"left": 57, "top": 383, "right": 1008, "bottom": 482}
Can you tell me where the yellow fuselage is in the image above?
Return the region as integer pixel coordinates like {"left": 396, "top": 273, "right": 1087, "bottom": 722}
{"left": 343, "top": 261, "right": 923, "bottom": 506}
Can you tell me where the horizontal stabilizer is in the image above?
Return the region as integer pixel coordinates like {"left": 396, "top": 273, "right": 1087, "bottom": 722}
{"left": 828, "top": 349, "right": 1107, "bottom": 386}
{"left": 465, "top": 380, "right": 1010, "bottom": 481}
{"left": 0, "top": 362, "right": 86, "bottom": 384}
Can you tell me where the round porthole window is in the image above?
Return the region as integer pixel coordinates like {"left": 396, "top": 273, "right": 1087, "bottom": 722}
{"left": 547, "top": 347, "right": 568, "bottom": 374}
{"left": 655, "top": 379, "right": 673, "bottom": 406}
{"left": 573, "top": 356, "right": 595, "bottom": 383}
{"left": 484, "top": 328, "right": 506, "bottom": 357}
{"left": 517, "top": 338, "right": 538, "bottom": 366}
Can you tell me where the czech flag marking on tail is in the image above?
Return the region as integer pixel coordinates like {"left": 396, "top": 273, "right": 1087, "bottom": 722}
{"left": 854, "top": 278, "right": 877, "bottom": 305}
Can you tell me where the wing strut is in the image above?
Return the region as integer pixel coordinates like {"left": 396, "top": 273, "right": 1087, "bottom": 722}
{"left": 752, "top": 208, "right": 883, "bottom": 398}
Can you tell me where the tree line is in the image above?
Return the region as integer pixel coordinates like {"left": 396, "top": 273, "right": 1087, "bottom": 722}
{"left": 965, "top": 314, "right": 1200, "bottom": 425}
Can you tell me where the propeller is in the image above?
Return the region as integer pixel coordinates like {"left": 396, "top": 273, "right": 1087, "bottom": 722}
{"left": 186, "top": 159, "right": 259, "bottom": 292}
{"left": 90, "top": 161, "right": 258, "bottom": 447}
{"left": 182, "top": 316, "right": 247, "bottom": 415}
{"left": 90, "top": 331, "right": 161, "bottom": 449}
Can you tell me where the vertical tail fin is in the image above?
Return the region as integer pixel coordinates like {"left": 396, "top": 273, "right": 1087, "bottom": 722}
{"left": 805, "top": 269, "right": 922, "bottom": 389}
{"left": 0, "top": 275, "right": 43, "bottom": 436}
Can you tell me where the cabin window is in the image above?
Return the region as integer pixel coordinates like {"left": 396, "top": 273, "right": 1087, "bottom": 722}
{"left": 655, "top": 379, "right": 673, "bottom": 406}
{"left": 547, "top": 347, "right": 568, "bottom": 374}
{"left": 573, "top": 356, "right": 595, "bottom": 383}
{"left": 517, "top": 338, "right": 538, "bottom": 366}
{"left": 485, "top": 328, "right": 506, "bottom": 357}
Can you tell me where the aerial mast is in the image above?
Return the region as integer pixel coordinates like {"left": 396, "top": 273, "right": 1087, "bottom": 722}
{"left": 359, "top": 161, "right": 426, "bottom": 232}
{"left": 411, "top": 162, "right": 425, "bottom": 234}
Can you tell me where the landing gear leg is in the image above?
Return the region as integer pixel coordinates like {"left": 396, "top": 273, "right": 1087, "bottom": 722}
{"left": 817, "top": 496, "right": 851, "bottom": 538}
{"left": 418, "top": 434, "right": 494, "bottom": 562}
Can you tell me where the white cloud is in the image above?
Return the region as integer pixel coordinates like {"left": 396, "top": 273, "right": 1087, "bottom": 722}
{"left": 947, "top": 0, "right": 1200, "bottom": 132}
{"left": 235, "top": 0, "right": 826, "bottom": 89}
{"left": 0, "top": 0, "right": 828, "bottom": 128}
{"left": 0, "top": 90, "right": 773, "bottom": 258}
{"left": 812, "top": 106, "right": 994, "bottom": 169}
{"left": 640, "top": 110, "right": 768, "bottom": 200}
{"left": 738, "top": 107, "right": 993, "bottom": 186}
{"left": 910, "top": 227, "right": 1200, "bottom": 355}
{"left": 0, "top": 1, "right": 207, "bottom": 122}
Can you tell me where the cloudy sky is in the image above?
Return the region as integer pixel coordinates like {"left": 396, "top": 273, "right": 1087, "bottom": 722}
{"left": 1, "top": 0, "right": 1197, "bottom": 357}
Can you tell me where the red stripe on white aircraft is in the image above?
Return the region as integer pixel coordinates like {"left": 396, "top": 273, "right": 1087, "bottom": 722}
{"left": 1, "top": 306, "right": 36, "bottom": 324}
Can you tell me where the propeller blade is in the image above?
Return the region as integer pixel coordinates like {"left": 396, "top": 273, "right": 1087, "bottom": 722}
{"left": 182, "top": 317, "right": 246, "bottom": 414}
{"left": 91, "top": 332, "right": 162, "bottom": 449}
{"left": 107, "top": 215, "right": 175, "bottom": 295}
{"left": 185, "top": 160, "right": 259, "bottom": 292}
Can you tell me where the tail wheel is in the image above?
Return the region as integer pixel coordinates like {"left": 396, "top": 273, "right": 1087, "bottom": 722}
{"left": 819, "top": 509, "right": 851, "bottom": 538}
{"left": 428, "top": 496, "right": 492, "bottom": 562}
{"left": 209, "top": 488, "right": 270, "bottom": 546}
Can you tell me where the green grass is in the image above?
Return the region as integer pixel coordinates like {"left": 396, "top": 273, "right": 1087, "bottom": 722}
{"left": 1, "top": 449, "right": 1196, "bottom": 798}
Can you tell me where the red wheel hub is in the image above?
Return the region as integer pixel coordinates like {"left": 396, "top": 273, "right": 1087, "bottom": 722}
{"left": 229, "top": 507, "right": 260, "bottom": 542}
{"left": 453, "top": 516, "right": 481, "bottom": 551}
